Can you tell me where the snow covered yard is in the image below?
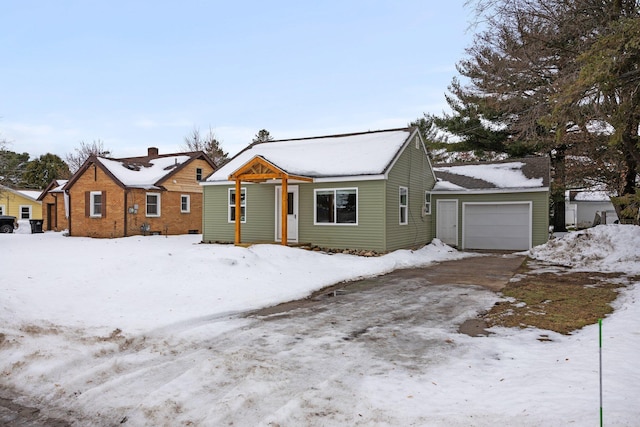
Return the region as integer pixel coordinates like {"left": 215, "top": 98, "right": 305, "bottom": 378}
{"left": 1, "top": 225, "right": 639, "bottom": 426}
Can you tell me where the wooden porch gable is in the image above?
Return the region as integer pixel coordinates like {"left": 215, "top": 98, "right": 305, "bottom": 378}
{"left": 228, "top": 156, "right": 312, "bottom": 246}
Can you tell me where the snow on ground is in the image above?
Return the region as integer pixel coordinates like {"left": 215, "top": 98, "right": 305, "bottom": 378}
{"left": 529, "top": 224, "right": 640, "bottom": 274}
{"left": 1, "top": 224, "right": 639, "bottom": 426}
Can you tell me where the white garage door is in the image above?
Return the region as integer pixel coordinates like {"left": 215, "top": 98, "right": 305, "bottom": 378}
{"left": 463, "top": 203, "right": 531, "bottom": 250}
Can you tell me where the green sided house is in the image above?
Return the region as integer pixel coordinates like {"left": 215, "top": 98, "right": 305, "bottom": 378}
{"left": 431, "top": 157, "right": 550, "bottom": 251}
{"left": 201, "top": 128, "right": 437, "bottom": 252}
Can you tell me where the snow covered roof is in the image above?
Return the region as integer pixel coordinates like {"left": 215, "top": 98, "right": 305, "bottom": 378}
{"left": 66, "top": 148, "right": 215, "bottom": 190}
{"left": 50, "top": 179, "right": 68, "bottom": 192}
{"left": 432, "top": 157, "right": 550, "bottom": 192}
{"left": 16, "top": 189, "right": 42, "bottom": 200}
{"left": 97, "top": 156, "right": 192, "bottom": 189}
{"left": 0, "top": 185, "right": 42, "bottom": 201}
{"left": 37, "top": 179, "right": 68, "bottom": 201}
{"left": 205, "top": 128, "right": 416, "bottom": 183}
{"left": 567, "top": 190, "right": 614, "bottom": 202}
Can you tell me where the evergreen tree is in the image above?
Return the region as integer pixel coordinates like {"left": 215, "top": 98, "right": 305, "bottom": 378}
{"left": 0, "top": 149, "right": 30, "bottom": 187}
{"left": 182, "top": 127, "right": 228, "bottom": 167}
{"left": 252, "top": 129, "right": 273, "bottom": 144}
{"left": 425, "top": 0, "right": 640, "bottom": 226}
{"left": 21, "top": 153, "right": 70, "bottom": 189}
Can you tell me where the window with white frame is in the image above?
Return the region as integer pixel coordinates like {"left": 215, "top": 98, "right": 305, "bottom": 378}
{"left": 20, "top": 205, "right": 32, "bottom": 220}
{"left": 424, "top": 191, "right": 431, "bottom": 215}
{"left": 399, "top": 187, "right": 408, "bottom": 225}
{"left": 146, "top": 193, "right": 161, "bottom": 217}
{"left": 228, "top": 188, "right": 246, "bottom": 223}
{"left": 181, "top": 195, "right": 190, "bottom": 213}
{"left": 90, "top": 191, "right": 103, "bottom": 217}
{"left": 315, "top": 188, "right": 357, "bottom": 225}
{"left": 196, "top": 168, "right": 203, "bottom": 181}
{"left": 0, "top": 205, "right": 4, "bottom": 215}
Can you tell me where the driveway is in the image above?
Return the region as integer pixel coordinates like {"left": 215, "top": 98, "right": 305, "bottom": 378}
{"left": 253, "top": 252, "right": 524, "bottom": 322}
{"left": 1, "top": 253, "right": 525, "bottom": 426}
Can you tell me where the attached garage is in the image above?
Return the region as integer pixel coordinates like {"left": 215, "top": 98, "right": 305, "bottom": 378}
{"left": 463, "top": 202, "right": 531, "bottom": 250}
{"left": 431, "top": 157, "right": 551, "bottom": 251}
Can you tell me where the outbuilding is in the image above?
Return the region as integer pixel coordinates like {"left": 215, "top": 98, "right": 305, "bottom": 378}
{"left": 565, "top": 190, "right": 618, "bottom": 229}
{"left": 431, "top": 157, "right": 550, "bottom": 251}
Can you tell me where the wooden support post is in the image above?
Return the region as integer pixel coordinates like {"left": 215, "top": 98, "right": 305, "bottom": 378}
{"left": 234, "top": 179, "right": 241, "bottom": 245}
{"left": 281, "top": 177, "right": 288, "bottom": 246}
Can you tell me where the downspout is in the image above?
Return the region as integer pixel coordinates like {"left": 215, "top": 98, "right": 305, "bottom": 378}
{"left": 124, "top": 190, "right": 128, "bottom": 237}
{"left": 66, "top": 190, "right": 71, "bottom": 235}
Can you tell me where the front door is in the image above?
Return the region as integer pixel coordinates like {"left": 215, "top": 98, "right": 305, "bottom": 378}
{"left": 436, "top": 200, "right": 458, "bottom": 247}
{"left": 276, "top": 185, "right": 298, "bottom": 242}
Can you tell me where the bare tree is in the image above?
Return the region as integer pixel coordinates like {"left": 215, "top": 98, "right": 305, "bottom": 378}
{"left": 66, "top": 140, "right": 111, "bottom": 173}
{"left": 181, "top": 126, "right": 228, "bottom": 167}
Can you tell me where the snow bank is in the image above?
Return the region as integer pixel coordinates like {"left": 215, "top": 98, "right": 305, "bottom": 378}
{"left": 528, "top": 224, "right": 640, "bottom": 274}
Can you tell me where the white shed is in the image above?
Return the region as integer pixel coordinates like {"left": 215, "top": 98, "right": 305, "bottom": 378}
{"left": 565, "top": 190, "right": 618, "bottom": 229}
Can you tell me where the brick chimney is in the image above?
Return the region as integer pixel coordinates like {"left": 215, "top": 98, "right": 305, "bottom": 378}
{"left": 148, "top": 147, "right": 159, "bottom": 157}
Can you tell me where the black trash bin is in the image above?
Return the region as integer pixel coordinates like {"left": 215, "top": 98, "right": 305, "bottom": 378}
{"left": 29, "top": 219, "right": 44, "bottom": 233}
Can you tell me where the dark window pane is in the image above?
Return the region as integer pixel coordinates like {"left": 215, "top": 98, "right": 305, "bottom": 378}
{"left": 336, "top": 190, "right": 356, "bottom": 223}
{"left": 316, "top": 192, "right": 334, "bottom": 223}
{"left": 147, "top": 195, "right": 158, "bottom": 215}
{"left": 287, "top": 193, "right": 294, "bottom": 215}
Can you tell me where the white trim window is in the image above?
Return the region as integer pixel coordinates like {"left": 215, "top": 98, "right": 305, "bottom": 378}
{"left": 228, "top": 188, "right": 246, "bottom": 223}
{"left": 424, "top": 191, "right": 431, "bottom": 215}
{"left": 314, "top": 188, "right": 357, "bottom": 225}
{"left": 146, "top": 192, "right": 161, "bottom": 217}
{"left": 180, "top": 195, "right": 190, "bottom": 213}
{"left": 0, "top": 205, "right": 5, "bottom": 215}
{"left": 90, "top": 191, "right": 103, "bottom": 217}
{"left": 399, "top": 187, "right": 408, "bottom": 225}
{"left": 20, "top": 205, "right": 32, "bottom": 220}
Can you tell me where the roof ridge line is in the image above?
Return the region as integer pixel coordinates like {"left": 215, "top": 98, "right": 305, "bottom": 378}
{"left": 270, "top": 127, "right": 411, "bottom": 143}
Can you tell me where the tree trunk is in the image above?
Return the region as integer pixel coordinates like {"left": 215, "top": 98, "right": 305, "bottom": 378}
{"left": 550, "top": 147, "right": 567, "bottom": 232}
{"left": 620, "top": 128, "right": 639, "bottom": 196}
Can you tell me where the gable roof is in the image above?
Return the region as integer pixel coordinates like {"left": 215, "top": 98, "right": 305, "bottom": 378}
{"left": 0, "top": 184, "right": 42, "bottom": 202}
{"left": 432, "top": 157, "right": 550, "bottom": 192}
{"left": 205, "top": 128, "right": 419, "bottom": 183}
{"left": 65, "top": 149, "right": 215, "bottom": 190}
{"left": 37, "top": 179, "right": 68, "bottom": 200}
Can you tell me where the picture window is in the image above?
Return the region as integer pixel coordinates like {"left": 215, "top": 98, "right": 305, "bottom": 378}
{"left": 314, "top": 188, "right": 357, "bottom": 225}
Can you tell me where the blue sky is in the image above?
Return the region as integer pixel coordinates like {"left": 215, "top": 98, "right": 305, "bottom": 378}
{"left": 1, "top": 1, "right": 473, "bottom": 160}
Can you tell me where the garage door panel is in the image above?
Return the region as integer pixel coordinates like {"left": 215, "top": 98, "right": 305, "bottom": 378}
{"left": 466, "top": 214, "right": 527, "bottom": 227}
{"left": 464, "top": 203, "right": 531, "bottom": 250}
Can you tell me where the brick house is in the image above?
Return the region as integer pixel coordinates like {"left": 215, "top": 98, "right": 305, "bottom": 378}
{"left": 37, "top": 179, "right": 69, "bottom": 231}
{"left": 63, "top": 147, "right": 215, "bottom": 238}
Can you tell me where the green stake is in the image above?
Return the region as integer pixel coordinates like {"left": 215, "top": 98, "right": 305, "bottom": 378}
{"left": 599, "top": 318, "right": 603, "bottom": 427}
